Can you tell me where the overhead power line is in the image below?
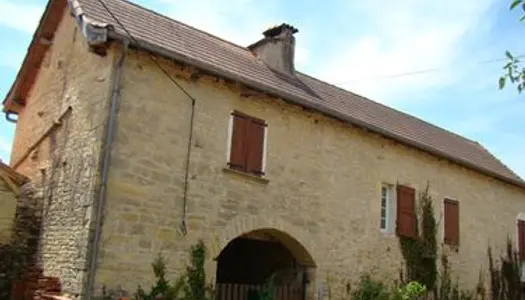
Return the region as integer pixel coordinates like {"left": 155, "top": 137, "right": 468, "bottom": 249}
{"left": 94, "top": 0, "right": 197, "bottom": 235}
{"left": 95, "top": 0, "right": 196, "bottom": 103}
{"left": 333, "top": 54, "right": 525, "bottom": 85}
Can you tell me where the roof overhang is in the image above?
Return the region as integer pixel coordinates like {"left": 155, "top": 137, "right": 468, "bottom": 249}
{"left": 2, "top": 0, "right": 110, "bottom": 116}
{"left": 2, "top": 0, "right": 68, "bottom": 115}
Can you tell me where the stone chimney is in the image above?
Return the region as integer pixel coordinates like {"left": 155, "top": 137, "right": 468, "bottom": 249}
{"left": 249, "top": 23, "right": 298, "bottom": 76}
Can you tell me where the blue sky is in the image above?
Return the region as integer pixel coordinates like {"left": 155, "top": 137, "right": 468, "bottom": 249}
{"left": 0, "top": 0, "right": 524, "bottom": 178}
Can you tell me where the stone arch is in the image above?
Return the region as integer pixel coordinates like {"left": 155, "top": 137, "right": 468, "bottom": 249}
{"left": 209, "top": 215, "right": 316, "bottom": 267}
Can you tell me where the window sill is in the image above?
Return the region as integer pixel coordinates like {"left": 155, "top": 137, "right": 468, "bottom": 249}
{"left": 443, "top": 242, "right": 459, "bottom": 253}
{"left": 380, "top": 230, "right": 397, "bottom": 238}
{"left": 222, "top": 167, "right": 269, "bottom": 184}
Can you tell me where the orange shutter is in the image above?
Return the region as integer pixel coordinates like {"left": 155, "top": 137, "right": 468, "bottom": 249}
{"left": 229, "top": 113, "right": 249, "bottom": 172}
{"left": 246, "top": 119, "right": 265, "bottom": 176}
{"left": 444, "top": 199, "right": 459, "bottom": 246}
{"left": 396, "top": 185, "right": 417, "bottom": 238}
{"left": 518, "top": 220, "right": 525, "bottom": 261}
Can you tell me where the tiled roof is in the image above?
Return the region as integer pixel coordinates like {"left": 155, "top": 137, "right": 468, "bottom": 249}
{"left": 75, "top": 0, "right": 523, "bottom": 186}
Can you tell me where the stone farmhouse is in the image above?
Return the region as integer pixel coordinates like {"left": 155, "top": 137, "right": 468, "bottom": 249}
{"left": 3, "top": 0, "right": 525, "bottom": 298}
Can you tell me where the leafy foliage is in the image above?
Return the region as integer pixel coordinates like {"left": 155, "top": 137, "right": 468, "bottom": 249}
{"left": 488, "top": 239, "right": 522, "bottom": 300}
{"left": 134, "top": 240, "right": 214, "bottom": 300}
{"left": 0, "top": 195, "right": 41, "bottom": 299}
{"left": 351, "top": 275, "right": 391, "bottom": 300}
{"left": 258, "top": 275, "right": 277, "bottom": 300}
{"left": 395, "top": 281, "right": 426, "bottom": 300}
{"left": 510, "top": 0, "right": 525, "bottom": 21}
{"left": 499, "top": 51, "right": 525, "bottom": 93}
{"left": 350, "top": 275, "right": 425, "bottom": 300}
{"left": 135, "top": 255, "right": 185, "bottom": 300}
{"left": 500, "top": 1, "right": 525, "bottom": 93}
{"left": 184, "top": 240, "right": 214, "bottom": 300}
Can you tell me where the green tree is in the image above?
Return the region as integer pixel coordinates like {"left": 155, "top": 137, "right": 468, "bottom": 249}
{"left": 499, "top": 1, "right": 525, "bottom": 93}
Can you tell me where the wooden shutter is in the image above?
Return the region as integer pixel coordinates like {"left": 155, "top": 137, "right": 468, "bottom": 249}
{"left": 444, "top": 199, "right": 459, "bottom": 246}
{"left": 246, "top": 119, "right": 265, "bottom": 176}
{"left": 229, "top": 113, "right": 249, "bottom": 172}
{"left": 396, "top": 185, "right": 417, "bottom": 238}
{"left": 518, "top": 220, "right": 525, "bottom": 261}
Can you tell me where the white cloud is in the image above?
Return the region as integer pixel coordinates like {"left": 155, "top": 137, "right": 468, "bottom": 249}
{"left": 153, "top": 0, "right": 269, "bottom": 46}
{"left": 150, "top": 0, "right": 311, "bottom": 68}
{"left": 311, "top": 0, "right": 497, "bottom": 104}
{"left": 0, "top": 0, "right": 44, "bottom": 33}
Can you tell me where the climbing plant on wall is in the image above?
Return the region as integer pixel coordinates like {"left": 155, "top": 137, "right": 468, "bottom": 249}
{"left": 398, "top": 183, "right": 438, "bottom": 292}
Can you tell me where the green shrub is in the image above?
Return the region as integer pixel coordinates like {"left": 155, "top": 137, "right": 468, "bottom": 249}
{"left": 135, "top": 240, "right": 214, "bottom": 300}
{"left": 135, "top": 254, "right": 185, "bottom": 300}
{"left": 488, "top": 239, "right": 522, "bottom": 300}
{"left": 351, "top": 274, "right": 391, "bottom": 300}
{"left": 394, "top": 281, "right": 426, "bottom": 300}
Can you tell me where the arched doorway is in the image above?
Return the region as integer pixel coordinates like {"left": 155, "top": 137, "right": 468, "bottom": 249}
{"left": 215, "top": 228, "right": 315, "bottom": 300}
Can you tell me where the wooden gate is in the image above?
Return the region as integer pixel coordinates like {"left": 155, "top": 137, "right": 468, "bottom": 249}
{"left": 215, "top": 283, "right": 303, "bottom": 300}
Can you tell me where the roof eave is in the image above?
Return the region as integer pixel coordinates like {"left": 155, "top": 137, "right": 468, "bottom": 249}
{"left": 2, "top": 0, "right": 110, "bottom": 115}
{"left": 2, "top": 0, "right": 68, "bottom": 114}
{"left": 108, "top": 30, "right": 525, "bottom": 190}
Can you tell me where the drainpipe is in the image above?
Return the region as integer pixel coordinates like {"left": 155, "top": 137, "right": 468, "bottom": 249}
{"left": 85, "top": 40, "right": 129, "bottom": 300}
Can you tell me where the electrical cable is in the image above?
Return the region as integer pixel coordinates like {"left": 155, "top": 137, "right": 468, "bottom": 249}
{"left": 95, "top": 0, "right": 195, "bottom": 236}
{"left": 333, "top": 55, "right": 525, "bottom": 85}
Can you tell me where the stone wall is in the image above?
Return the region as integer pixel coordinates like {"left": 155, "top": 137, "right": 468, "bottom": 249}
{"left": 0, "top": 180, "right": 17, "bottom": 244}
{"left": 93, "top": 48, "right": 525, "bottom": 297}
{"left": 11, "top": 10, "right": 116, "bottom": 296}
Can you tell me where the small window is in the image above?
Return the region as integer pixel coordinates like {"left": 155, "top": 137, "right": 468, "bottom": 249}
{"left": 228, "top": 111, "right": 267, "bottom": 176}
{"left": 380, "top": 184, "right": 396, "bottom": 233}
{"left": 444, "top": 199, "right": 459, "bottom": 246}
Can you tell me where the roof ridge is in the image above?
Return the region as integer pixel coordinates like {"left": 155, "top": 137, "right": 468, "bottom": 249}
{"left": 296, "top": 71, "right": 483, "bottom": 147}
{"left": 112, "top": 0, "right": 254, "bottom": 52}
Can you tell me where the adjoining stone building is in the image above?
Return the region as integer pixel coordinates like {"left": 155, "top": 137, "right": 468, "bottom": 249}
{"left": 2, "top": 0, "right": 525, "bottom": 299}
{"left": 0, "top": 161, "right": 29, "bottom": 244}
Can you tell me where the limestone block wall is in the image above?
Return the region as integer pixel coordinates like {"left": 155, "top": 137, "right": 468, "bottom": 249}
{"left": 0, "top": 180, "right": 17, "bottom": 243}
{"left": 93, "top": 48, "right": 525, "bottom": 297}
{"left": 10, "top": 10, "right": 116, "bottom": 296}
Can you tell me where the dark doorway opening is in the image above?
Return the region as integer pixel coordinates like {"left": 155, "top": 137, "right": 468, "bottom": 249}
{"left": 215, "top": 229, "right": 313, "bottom": 300}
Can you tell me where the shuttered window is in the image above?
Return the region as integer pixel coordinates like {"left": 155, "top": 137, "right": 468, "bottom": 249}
{"left": 444, "top": 199, "right": 459, "bottom": 246}
{"left": 229, "top": 111, "right": 266, "bottom": 176}
{"left": 518, "top": 219, "right": 525, "bottom": 261}
{"left": 396, "top": 185, "right": 417, "bottom": 238}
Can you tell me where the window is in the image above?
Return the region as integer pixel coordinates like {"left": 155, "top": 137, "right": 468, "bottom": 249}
{"left": 517, "top": 216, "right": 525, "bottom": 261}
{"left": 380, "top": 185, "right": 395, "bottom": 233}
{"left": 396, "top": 185, "right": 416, "bottom": 238}
{"left": 444, "top": 199, "right": 459, "bottom": 246}
{"left": 228, "top": 111, "right": 267, "bottom": 176}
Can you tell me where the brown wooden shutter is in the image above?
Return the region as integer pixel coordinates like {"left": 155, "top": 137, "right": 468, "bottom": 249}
{"left": 396, "top": 185, "right": 417, "bottom": 238}
{"left": 444, "top": 199, "right": 459, "bottom": 246}
{"left": 518, "top": 220, "right": 525, "bottom": 261}
{"left": 229, "top": 113, "right": 249, "bottom": 172}
{"left": 246, "top": 119, "right": 265, "bottom": 176}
